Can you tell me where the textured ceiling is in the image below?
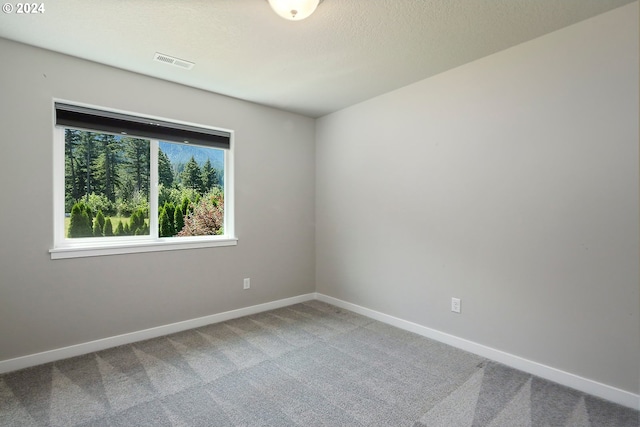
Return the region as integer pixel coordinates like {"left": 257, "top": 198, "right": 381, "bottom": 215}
{"left": 0, "top": 0, "right": 634, "bottom": 117}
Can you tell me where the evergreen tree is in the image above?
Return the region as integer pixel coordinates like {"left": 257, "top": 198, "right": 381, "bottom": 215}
{"left": 114, "top": 220, "right": 124, "bottom": 236}
{"left": 93, "top": 210, "right": 106, "bottom": 236}
{"left": 65, "top": 131, "right": 97, "bottom": 204}
{"left": 81, "top": 210, "right": 92, "bottom": 236}
{"left": 201, "top": 158, "right": 218, "bottom": 192}
{"left": 68, "top": 202, "right": 93, "bottom": 238}
{"left": 103, "top": 217, "right": 114, "bottom": 236}
{"left": 123, "top": 223, "right": 131, "bottom": 236}
{"left": 174, "top": 207, "right": 184, "bottom": 235}
{"left": 180, "top": 156, "right": 203, "bottom": 191}
{"left": 117, "top": 177, "right": 135, "bottom": 205}
{"left": 158, "top": 148, "right": 174, "bottom": 188}
{"left": 165, "top": 202, "right": 176, "bottom": 235}
{"left": 159, "top": 207, "right": 172, "bottom": 237}
{"left": 92, "top": 219, "right": 101, "bottom": 237}
{"left": 215, "top": 168, "right": 224, "bottom": 189}
{"left": 81, "top": 132, "right": 96, "bottom": 202}
{"left": 124, "top": 137, "right": 150, "bottom": 196}
{"left": 181, "top": 197, "right": 191, "bottom": 217}
{"left": 67, "top": 203, "right": 81, "bottom": 238}
{"left": 93, "top": 134, "right": 122, "bottom": 203}
{"left": 64, "top": 130, "right": 82, "bottom": 208}
{"left": 129, "top": 209, "right": 147, "bottom": 235}
{"left": 84, "top": 205, "right": 94, "bottom": 230}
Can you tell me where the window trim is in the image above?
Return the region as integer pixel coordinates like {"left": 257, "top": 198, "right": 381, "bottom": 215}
{"left": 50, "top": 101, "right": 237, "bottom": 260}
{"left": 49, "top": 236, "right": 238, "bottom": 259}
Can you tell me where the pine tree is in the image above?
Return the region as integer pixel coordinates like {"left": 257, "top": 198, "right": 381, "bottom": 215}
{"left": 65, "top": 130, "right": 82, "bottom": 206}
{"left": 181, "top": 156, "right": 203, "bottom": 191}
{"left": 80, "top": 132, "right": 96, "bottom": 202}
{"left": 66, "top": 131, "right": 93, "bottom": 204}
{"left": 201, "top": 158, "right": 218, "bottom": 192}
{"left": 93, "top": 134, "right": 122, "bottom": 203}
{"left": 215, "top": 168, "right": 224, "bottom": 188}
{"left": 158, "top": 148, "right": 174, "bottom": 188}
{"left": 124, "top": 137, "right": 150, "bottom": 196}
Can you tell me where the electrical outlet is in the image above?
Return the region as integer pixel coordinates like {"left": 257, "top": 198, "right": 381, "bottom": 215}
{"left": 243, "top": 278, "right": 250, "bottom": 289}
{"left": 451, "top": 297, "right": 461, "bottom": 313}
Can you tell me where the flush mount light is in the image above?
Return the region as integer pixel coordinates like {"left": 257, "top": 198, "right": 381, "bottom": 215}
{"left": 267, "top": 0, "right": 320, "bottom": 20}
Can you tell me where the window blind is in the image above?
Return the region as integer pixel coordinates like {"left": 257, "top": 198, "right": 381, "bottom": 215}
{"left": 55, "top": 103, "right": 230, "bottom": 149}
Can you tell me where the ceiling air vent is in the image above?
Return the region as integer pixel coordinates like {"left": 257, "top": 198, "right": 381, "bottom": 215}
{"left": 153, "top": 52, "right": 194, "bottom": 70}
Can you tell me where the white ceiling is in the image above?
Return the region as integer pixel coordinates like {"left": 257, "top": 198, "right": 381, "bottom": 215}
{"left": 0, "top": 0, "right": 634, "bottom": 118}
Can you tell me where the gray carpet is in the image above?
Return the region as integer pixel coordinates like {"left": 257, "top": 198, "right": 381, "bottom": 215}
{"left": 0, "top": 301, "right": 637, "bottom": 426}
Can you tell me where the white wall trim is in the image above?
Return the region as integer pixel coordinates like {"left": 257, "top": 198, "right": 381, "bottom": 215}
{"left": 0, "top": 293, "right": 315, "bottom": 375}
{"left": 1, "top": 291, "right": 637, "bottom": 410}
{"left": 315, "top": 293, "right": 640, "bottom": 410}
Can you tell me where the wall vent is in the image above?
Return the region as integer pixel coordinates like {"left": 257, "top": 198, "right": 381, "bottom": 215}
{"left": 153, "top": 52, "right": 195, "bottom": 70}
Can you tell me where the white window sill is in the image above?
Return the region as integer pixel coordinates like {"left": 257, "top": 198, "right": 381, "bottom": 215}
{"left": 50, "top": 237, "right": 238, "bottom": 259}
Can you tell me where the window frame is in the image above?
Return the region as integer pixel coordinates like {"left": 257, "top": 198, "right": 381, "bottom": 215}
{"left": 50, "top": 101, "right": 237, "bottom": 260}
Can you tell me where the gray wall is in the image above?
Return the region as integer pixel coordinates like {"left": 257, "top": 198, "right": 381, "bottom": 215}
{"left": 0, "top": 38, "right": 316, "bottom": 361}
{"left": 316, "top": 3, "right": 639, "bottom": 393}
{"left": 0, "top": 2, "right": 638, "bottom": 397}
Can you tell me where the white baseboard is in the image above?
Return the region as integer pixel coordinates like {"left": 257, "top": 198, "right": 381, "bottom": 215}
{"left": 0, "top": 293, "right": 315, "bottom": 375}
{"left": 315, "top": 293, "right": 640, "bottom": 410}
{"left": 1, "top": 291, "right": 637, "bottom": 410}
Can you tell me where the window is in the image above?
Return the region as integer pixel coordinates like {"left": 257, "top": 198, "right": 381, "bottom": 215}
{"left": 51, "top": 102, "right": 236, "bottom": 259}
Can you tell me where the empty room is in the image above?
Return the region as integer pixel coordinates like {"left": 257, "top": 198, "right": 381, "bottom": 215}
{"left": 0, "top": 1, "right": 638, "bottom": 426}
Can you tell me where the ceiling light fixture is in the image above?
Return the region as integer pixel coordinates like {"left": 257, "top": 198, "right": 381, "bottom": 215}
{"left": 267, "top": 0, "right": 320, "bottom": 21}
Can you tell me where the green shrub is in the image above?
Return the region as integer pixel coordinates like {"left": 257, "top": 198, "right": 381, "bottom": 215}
{"left": 114, "top": 221, "right": 124, "bottom": 236}
{"left": 93, "top": 210, "right": 106, "bottom": 236}
{"left": 129, "top": 209, "right": 147, "bottom": 235}
{"left": 103, "top": 218, "right": 114, "bottom": 236}
{"left": 162, "top": 202, "right": 176, "bottom": 237}
{"left": 181, "top": 197, "right": 192, "bottom": 216}
{"left": 68, "top": 202, "right": 93, "bottom": 238}
{"left": 116, "top": 190, "right": 149, "bottom": 218}
{"left": 86, "top": 193, "right": 115, "bottom": 217}
{"left": 174, "top": 208, "right": 184, "bottom": 234}
{"left": 159, "top": 207, "right": 172, "bottom": 237}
